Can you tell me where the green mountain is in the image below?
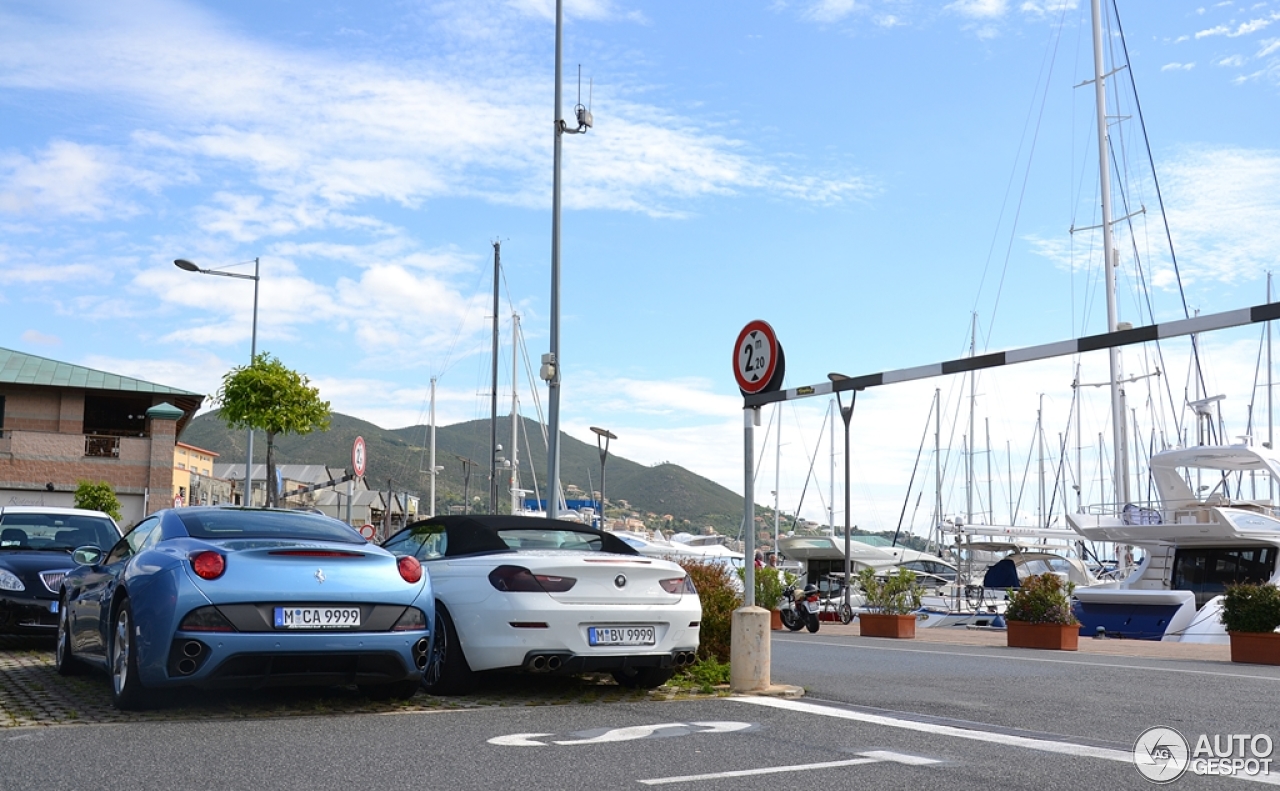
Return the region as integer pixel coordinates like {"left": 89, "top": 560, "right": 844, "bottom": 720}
{"left": 179, "top": 412, "right": 747, "bottom": 533}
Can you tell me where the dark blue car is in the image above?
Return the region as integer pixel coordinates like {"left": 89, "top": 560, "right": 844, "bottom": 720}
{"left": 56, "top": 506, "right": 434, "bottom": 710}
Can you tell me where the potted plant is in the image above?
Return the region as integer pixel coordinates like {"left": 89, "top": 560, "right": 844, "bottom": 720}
{"left": 1004, "top": 573, "right": 1079, "bottom": 651}
{"left": 738, "top": 566, "right": 795, "bottom": 630}
{"left": 1220, "top": 582, "right": 1280, "bottom": 665}
{"left": 856, "top": 567, "right": 923, "bottom": 639}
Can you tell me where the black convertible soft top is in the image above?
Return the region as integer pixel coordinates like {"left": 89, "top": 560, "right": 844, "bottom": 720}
{"left": 394, "top": 514, "right": 640, "bottom": 558}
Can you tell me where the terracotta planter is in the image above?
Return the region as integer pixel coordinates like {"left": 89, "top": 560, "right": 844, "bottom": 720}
{"left": 858, "top": 613, "right": 917, "bottom": 639}
{"left": 770, "top": 609, "right": 783, "bottom": 631}
{"left": 1006, "top": 620, "right": 1079, "bottom": 651}
{"left": 1229, "top": 631, "right": 1280, "bottom": 665}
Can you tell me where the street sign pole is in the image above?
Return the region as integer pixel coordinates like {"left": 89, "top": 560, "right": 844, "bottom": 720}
{"left": 731, "top": 320, "right": 784, "bottom": 694}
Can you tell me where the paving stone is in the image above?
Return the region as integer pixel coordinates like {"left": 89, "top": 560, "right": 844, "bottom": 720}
{"left": 0, "top": 636, "right": 723, "bottom": 727}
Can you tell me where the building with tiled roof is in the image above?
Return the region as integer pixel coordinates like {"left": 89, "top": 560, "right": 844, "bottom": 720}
{"left": 0, "top": 347, "right": 204, "bottom": 525}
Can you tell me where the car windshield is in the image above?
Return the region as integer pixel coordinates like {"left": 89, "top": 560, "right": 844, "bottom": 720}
{"left": 0, "top": 514, "right": 119, "bottom": 551}
{"left": 495, "top": 529, "right": 608, "bottom": 552}
{"left": 383, "top": 523, "right": 447, "bottom": 560}
{"left": 177, "top": 509, "right": 365, "bottom": 544}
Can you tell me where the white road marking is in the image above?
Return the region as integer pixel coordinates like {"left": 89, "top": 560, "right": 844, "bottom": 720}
{"left": 488, "top": 733, "right": 555, "bottom": 746}
{"left": 638, "top": 751, "right": 938, "bottom": 785}
{"left": 733, "top": 697, "right": 1280, "bottom": 785}
{"left": 489, "top": 721, "right": 753, "bottom": 747}
{"left": 775, "top": 636, "right": 1280, "bottom": 682}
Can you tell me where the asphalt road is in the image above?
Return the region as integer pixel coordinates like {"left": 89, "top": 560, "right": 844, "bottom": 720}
{"left": 2, "top": 631, "right": 1277, "bottom": 790}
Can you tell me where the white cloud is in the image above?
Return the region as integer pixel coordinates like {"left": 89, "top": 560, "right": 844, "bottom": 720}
{"left": 1162, "top": 62, "right": 1197, "bottom": 70}
{"left": 1160, "top": 147, "right": 1280, "bottom": 285}
{"left": 947, "top": 0, "right": 1010, "bottom": 19}
{"left": 1217, "top": 55, "right": 1246, "bottom": 66}
{"left": 1196, "top": 14, "right": 1280, "bottom": 38}
{"left": 0, "top": 0, "right": 862, "bottom": 244}
{"left": 1019, "top": 1, "right": 1078, "bottom": 16}
{"left": 19, "top": 330, "right": 60, "bottom": 346}
{"left": 0, "top": 141, "right": 163, "bottom": 219}
{"left": 802, "top": 0, "right": 862, "bottom": 24}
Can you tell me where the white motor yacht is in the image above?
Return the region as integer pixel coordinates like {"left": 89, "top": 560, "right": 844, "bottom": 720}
{"left": 1067, "top": 443, "right": 1280, "bottom": 644}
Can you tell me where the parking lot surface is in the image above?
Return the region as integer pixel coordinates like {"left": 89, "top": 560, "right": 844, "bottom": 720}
{"left": 0, "top": 636, "right": 714, "bottom": 727}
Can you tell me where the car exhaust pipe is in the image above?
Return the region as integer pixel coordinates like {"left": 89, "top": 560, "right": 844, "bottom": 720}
{"left": 177, "top": 658, "right": 198, "bottom": 675}
{"left": 545, "top": 655, "right": 562, "bottom": 671}
{"left": 529, "top": 655, "right": 548, "bottom": 672}
{"left": 413, "top": 637, "right": 430, "bottom": 670}
{"left": 182, "top": 641, "right": 204, "bottom": 658}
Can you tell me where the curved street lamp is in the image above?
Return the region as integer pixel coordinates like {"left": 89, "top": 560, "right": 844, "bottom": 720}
{"left": 175, "top": 257, "right": 260, "bottom": 503}
{"left": 590, "top": 426, "right": 616, "bottom": 530}
{"left": 828, "top": 373, "right": 857, "bottom": 615}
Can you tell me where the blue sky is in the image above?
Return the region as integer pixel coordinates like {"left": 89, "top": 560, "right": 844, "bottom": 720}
{"left": 3, "top": 0, "right": 1280, "bottom": 538}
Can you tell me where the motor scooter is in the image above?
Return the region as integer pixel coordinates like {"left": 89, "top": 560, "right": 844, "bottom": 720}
{"left": 778, "top": 582, "right": 821, "bottom": 633}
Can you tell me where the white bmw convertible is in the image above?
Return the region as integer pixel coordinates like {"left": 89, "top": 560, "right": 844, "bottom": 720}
{"left": 381, "top": 515, "right": 701, "bottom": 694}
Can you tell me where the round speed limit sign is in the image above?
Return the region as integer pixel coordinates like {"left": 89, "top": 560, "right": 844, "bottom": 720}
{"left": 733, "top": 320, "right": 784, "bottom": 396}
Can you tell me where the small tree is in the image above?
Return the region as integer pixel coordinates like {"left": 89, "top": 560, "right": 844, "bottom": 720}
{"left": 74, "top": 480, "right": 123, "bottom": 522}
{"left": 215, "top": 352, "right": 332, "bottom": 507}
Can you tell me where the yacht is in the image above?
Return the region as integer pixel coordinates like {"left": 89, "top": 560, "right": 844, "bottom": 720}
{"left": 1067, "top": 443, "right": 1280, "bottom": 643}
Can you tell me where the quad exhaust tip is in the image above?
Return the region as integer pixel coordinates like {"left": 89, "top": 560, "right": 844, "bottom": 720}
{"left": 413, "top": 637, "right": 430, "bottom": 670}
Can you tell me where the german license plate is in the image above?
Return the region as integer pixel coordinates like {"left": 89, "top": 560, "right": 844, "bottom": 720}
{"left": 588, "top": 625, "right": 656, "bottom": 646}
{"left": 273, "top": 606, "right": 361, "bottom": 629}
{"left": 804, "top": 600, "right": 820, "bottom": 613}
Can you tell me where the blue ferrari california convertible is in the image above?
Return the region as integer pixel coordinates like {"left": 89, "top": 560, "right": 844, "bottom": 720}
{"left": 56, "top": 507, "right": 434, "bottom": 710}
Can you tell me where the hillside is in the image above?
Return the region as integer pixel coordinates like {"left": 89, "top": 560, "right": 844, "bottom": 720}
{"left": 180, "top": 412, "right": 747, "bottom": 533}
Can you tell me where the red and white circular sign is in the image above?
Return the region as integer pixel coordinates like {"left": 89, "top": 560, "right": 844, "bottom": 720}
{"left": 733, "top": 320, "right": 780, "bottom": 395}
{"left": 352, "top": 436, "right": 367, "bottom": 477}
{"left": 358, "top": 524, "right": 377, "bottom": 540}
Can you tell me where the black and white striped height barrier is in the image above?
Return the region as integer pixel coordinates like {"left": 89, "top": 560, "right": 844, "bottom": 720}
{"left": 743, "top": 301, "right": 1280, "bottom": 408}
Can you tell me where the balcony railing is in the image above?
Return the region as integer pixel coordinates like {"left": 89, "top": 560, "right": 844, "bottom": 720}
{"left": 85, "top": 435, "right": 121, "bottom": 458}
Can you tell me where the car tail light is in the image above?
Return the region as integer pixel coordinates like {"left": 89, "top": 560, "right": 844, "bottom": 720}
{"left": 397, "top": 555, "right": 423, "bottom": 584}
{"left": 488, "top": 565, "right": 576, "bottom": 593}
{"left": 659, "top": 576, "right": 694, "bottom": 594}
{"left": 392, "top": 606, "right": 427, "bottom": 632}
{"left": 179, "top": 606, "right": 235, "bottom": 632}
{"left": 191, "top": 551, "right": 226, "bottom": 580}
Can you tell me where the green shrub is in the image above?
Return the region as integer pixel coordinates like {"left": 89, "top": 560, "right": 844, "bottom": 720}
{"left": 735, "top": 565, "right": 795, "bottom": 610}
{"left": 678, "top": 558, "right": 741, "bottom": 663}
{"left": 73, "top": 480, "right": 122, "bottom": 523}
{"left": 1221, "top": 583, "right": 1280, "bottom": 633}
{"left": 1005, "top": 573, "right": 1078, "bottom": 625}
{"left": 679, "top": 655, "right": 731, "bottom": 693}
{"left": 857, "top": 566, "right": 924, "bottom": 615}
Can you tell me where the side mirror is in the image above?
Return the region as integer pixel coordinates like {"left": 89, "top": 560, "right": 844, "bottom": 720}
{"left": 71, "top": 546, "right": 104, "bottom": 567}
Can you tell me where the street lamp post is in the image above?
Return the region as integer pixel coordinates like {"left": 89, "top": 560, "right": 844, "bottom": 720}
{"left": 590, "top": 427, "right": 616, "bottom": 530}
{"left": 828, "top": 373, "right": 857, "bottom": 614}
{"left": 175, "top": 257, "right": 260, "bottom": 504}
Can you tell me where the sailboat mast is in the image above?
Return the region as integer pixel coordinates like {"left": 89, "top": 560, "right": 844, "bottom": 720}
{"left": 774, "top": 404, "right": 781, "bottom": 556}
{"left": 1269, "top": 273, "right": 1274, "bottom": 502}
{"left": 934, "top": 387, "right": 942, "bottom": 548}
{"left": 429, "top": 377, "right": 438, "bottom": 517}
{"left": 1091, "top": 0, "right": 1130, "bottom": 507}
{"left": 967, "top": 313, "right": 976, "bottom": 525}
{"left": 510, "top": 313, "right": 522, "bottom": 515}
{"left": 490, "top": 241, "right": 500, "bottom": 514}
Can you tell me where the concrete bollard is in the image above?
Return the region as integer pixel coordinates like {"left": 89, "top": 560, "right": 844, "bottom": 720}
{"left": 729, "top": 605, "right": 770, "bottom": 692}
